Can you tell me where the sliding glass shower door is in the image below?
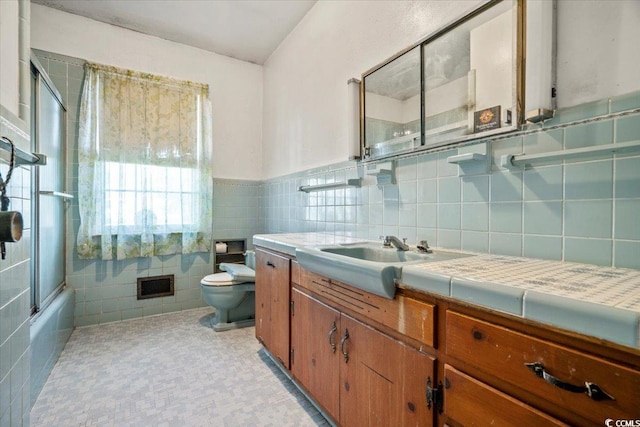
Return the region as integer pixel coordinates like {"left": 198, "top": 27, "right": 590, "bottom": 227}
{"left": 31, "top": 60, "right": 68, "bottom": 312}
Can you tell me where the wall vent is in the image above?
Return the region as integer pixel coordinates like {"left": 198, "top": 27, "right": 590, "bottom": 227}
{"left": 137, "top": 274, "right": 174, "bottom": 300}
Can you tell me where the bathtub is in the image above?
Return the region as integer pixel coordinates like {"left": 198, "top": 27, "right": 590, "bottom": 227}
{"left": 29, "top": 286, "right": 75, "bottom": 407}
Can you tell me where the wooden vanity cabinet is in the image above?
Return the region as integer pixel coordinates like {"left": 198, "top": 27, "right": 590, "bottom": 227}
{"left": 255, "top": 248, "right": 291, "bottom": 369}
{"left": 290, "top": 287, "right": 436, "bottom": 426}
{"left": 254, "top": 246, "right": 640, "bottom": 426}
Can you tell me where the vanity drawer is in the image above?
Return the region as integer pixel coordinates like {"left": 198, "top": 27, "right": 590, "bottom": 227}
{"left": 444, "top": 365, "right": 567, "bottom": 426}
{"left": 446, "top": 311, "right": 640, "bottom": 424}
{"left": 299, "top": 269, "right": 435, "bottom": 347}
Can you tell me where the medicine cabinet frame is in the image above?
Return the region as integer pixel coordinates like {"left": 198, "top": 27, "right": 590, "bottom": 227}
{"left": 360, "top": 0, "right": 525, "bottom": 160}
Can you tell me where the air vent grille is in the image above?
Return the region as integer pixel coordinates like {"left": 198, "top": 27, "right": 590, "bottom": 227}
{"left": 137, "top": 275, "right": 174, "bottom": 300}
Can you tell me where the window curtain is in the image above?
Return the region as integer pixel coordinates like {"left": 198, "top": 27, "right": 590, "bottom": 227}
{"left": 77, "top": 62, "right": 213, "bottom": 260}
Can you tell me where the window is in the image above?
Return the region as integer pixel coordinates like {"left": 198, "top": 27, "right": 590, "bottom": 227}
{"left": 102, "top": 162, "right": 199, "bottom": 233}
{"left": 77, "top": 62, "right": 213, "bottom": 260}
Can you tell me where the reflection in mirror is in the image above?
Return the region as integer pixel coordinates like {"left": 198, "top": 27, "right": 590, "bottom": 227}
{"left": 364, "top": 46, "right": 421, "bottom": 158}
{"left": 423, "top": 0, "right": 515, "bottom": 146}
{"left": 362, "top": 0, "right": 521, "bottom": 160}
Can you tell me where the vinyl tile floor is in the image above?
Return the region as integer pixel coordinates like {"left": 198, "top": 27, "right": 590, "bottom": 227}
{"left": 30, "top": 308, "right": 331, "bottom": 427}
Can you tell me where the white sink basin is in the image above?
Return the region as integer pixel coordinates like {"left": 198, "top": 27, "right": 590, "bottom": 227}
{"left": 320, "top": 245, "right": 430, "bottom": 263}
{"left": 296, "top": 242, "right": 471, "bottom": 299}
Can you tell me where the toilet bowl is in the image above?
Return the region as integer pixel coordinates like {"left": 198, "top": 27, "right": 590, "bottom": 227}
{"left": 200, "top": 270, "right": 256, "bottom": 332}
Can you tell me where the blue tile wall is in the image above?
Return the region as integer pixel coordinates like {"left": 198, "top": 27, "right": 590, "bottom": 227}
{"left": 0, "top": 110, "right": 32, "bottom": 426}
{"left": 490, "top": 233, "right": 522, "bottom": 256}
{"left": 462, "top": 176, "right": 489, "bottom": 202}
{"left": 615, "top": 157, "right": 640, "bottom": 198}
{"left": 523, "top": 165, "right": 563, "bottom": 201}
{"left": 565, "top": 238, "right": 613, "bottom": 267}
{"left": 564, "top": 200, "right": 612, "bottom": 238}
{"left": 261, "top": 92, "right": 640, "bottom": 269}
{"left": 523, "top": 128, "right": 563, "bottom": 155}
{"left": 564, "top": 120, "right": 613, "bottom": 150}
{"left": 523, "top": 201, "right": 563, "bottom": 236}
{"left": 615, "top": 200, "right": 640, "bottom": 240}
{"left": 523, "top": 235, "right": 562, "bottom": 261}
{"left": 565, "top": 160, "right": 613, "bottom": 200}
{"left": 490, "top": 202, "right": 522, "bottom": 233}
{"left": 616, "top": 114, "right": 640, "bottom": 143}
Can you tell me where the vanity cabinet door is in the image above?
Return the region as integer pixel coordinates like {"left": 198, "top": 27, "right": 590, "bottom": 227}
{"left": 255, "top": 249, "right": 271, "bottom": 349}
{"left": 255, "top": 248, "right": 291, "bottom": 369}
{"left": 340, "top": 314, "right": 435, "bottom": 427}
{"left": 340, "top": 314, "right": 402, "bottom": 426}
{"left": 403, "top": 346, "right": 436, "bottom": 427}
{"left": 291, "top": 289, "right": 341, "bottom": 421}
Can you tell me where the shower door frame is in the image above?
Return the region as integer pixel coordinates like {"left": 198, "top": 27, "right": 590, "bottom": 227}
{"left": 30, "top": 56, "right": 68, "bottom": 315}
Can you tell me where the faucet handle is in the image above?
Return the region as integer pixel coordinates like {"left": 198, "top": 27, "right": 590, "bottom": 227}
{"left": 379, "top": 235, "right": 391, "bottom": 247}
{"left": 417, "top": 240, "right": 433, "bottom": 253}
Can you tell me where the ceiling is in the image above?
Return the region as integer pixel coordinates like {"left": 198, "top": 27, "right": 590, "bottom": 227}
{"left": 31, "top": 0, "right": 317, "bottom": 65}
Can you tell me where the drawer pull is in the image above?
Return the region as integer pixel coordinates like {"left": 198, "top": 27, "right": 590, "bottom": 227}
{"left": 525, "top": 362, "right": 615, "bottom": 401}
{"left": 340, "top": 328, "right": 350, "bottom": 363}
{"left": 328, "top": 322, "right": 337, "bottom": 353}
{"left": 266, "top": 261, "right": 275, "bottom": 268}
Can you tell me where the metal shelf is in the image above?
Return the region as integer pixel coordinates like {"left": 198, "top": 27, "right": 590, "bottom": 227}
{"left": 501, "top": 140, "right": 640, "bottom": 170}
{"left": 298, "top": 178, "right": 362, "bottom": 193}
{"left": 447, "top": 152, "right": 487, "bottom": 164}
{"left": 0, "top": 136, "right": 47, "bottom": 166}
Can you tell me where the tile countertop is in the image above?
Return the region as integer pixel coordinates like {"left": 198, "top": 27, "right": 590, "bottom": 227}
{"left": 253, "top": 233, "right": 640, "bottom": 349}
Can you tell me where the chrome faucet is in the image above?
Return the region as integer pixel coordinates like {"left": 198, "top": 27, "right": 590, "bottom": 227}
{"left": 381, "top": 235, "right": 410, "bottom": 251}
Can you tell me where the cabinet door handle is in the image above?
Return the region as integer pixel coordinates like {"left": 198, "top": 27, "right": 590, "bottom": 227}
{"left": 328, "top": 322, "right": 337, "bottom": 353}
{"left": 525, "top": 362, "right": 615, "bottom": 401}
{"left": 340, "top": 328, "right": 350, "bottom": 363}
{"left": 266, "top": 261, "right": 275, "bottom": 268}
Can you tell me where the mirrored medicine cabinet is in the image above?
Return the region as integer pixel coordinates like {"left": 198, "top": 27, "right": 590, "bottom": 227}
{"left": 362, "top": 0, "right": 523, "bottom": 160}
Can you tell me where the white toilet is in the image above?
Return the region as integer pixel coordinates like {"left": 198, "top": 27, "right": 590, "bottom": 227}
{"left": 200, "top": 252, "right": 256, "bottom": 332}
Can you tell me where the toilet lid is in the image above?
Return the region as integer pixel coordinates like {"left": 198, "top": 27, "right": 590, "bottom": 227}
{"left": 201, "top": 272, "right": 242, "bottom": 286}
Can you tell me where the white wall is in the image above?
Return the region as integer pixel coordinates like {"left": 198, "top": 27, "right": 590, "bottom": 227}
{"left": 556, "top": 0, "right": 640, "bottom": 108}
{"left": 0, "top": 0, "right": 20, "bottom": 117}
{"left": 365, "top": 93, "right": 404, "bottom": 123}
{"left": 30, "top": 4, "right": 263, "bottom": 180}
{"left": 263, "top": 0, "right": 640, "bottom": 179}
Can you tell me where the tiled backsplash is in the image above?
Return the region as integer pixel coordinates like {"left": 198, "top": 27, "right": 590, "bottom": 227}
{"left": 260, "top": 93, "right": 640, "bottom": 270}
{"left": 0, "top": 110, "right": 32, "bottom": 426}
{"left": 212, "top": 179, "right": 263, "bottom": 246}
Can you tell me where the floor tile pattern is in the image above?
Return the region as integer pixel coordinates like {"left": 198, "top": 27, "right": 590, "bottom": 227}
{"left": 30, "top": 308, "right": 330, "bottom": 427}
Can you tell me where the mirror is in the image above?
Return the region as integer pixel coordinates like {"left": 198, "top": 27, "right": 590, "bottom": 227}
{"left": 424, "top": 0, "right": 516, "bottom": 146}
{"left": 362, "top": 0, "right": 522, "bottom": 159}
{"left": 363, "top": 46, "right": 421, "bottom": 159}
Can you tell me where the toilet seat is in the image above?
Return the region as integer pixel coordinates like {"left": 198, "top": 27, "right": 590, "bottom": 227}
{"left": 201, "top": 272, "right": 244, "bottom": 287}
